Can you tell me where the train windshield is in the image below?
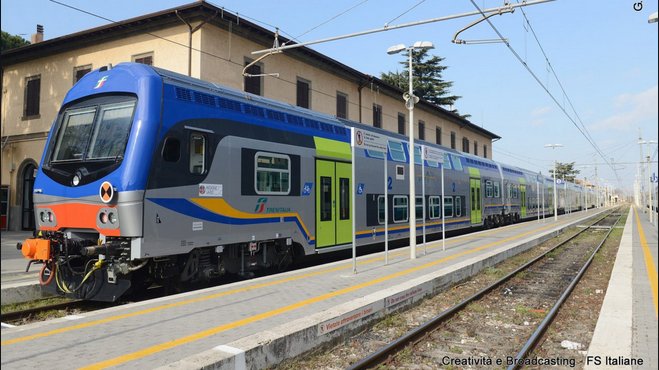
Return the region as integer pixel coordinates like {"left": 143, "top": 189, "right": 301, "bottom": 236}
{"left": 52, "top": 99, "right": 136, "bottom": 162}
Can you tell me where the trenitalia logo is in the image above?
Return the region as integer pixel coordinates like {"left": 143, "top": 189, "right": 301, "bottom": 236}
{"left": 255, "top": 198, "right": 267, "bottom": 213}
{"left": 94, "top": 76, "right": 109, "bottom": 89}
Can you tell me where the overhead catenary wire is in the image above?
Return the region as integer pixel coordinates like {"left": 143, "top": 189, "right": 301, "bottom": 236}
{"left": 468, "top": 0, "right": 619, "bottom": 182}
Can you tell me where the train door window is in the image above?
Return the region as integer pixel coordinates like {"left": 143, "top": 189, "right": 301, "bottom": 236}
{"left": 320, "top": 176, "right": 332, "bottom": 221}
{"left": 494, "top": 182, "right": 500, "bottom": 198}
{"left": 339, "top": 178, "right": 350, "bottom": 220}
{"left": 455, "top": 196, "right": 462, "bottom": 217}
{"left": 444, "top": 196, "right": 454, "bottom": 218}
{"left": 393, "top": 196, "right": 408, "bottom": 223}
{"left": 471, "top": 187, "right": 476, "bottom": 211}
{"left": 388, "top": 141, "right": 406, "bottom": 162}
{"left": 429, "top": 196, "right": 441, "bottom": 219}
{"left": 162, "top": 137, "right": 180, "bottom": 162}
{"left": 255, "top": 153, "right": 290, "bottom": 194}
{"left": 378, "top": 196, "right": 386, "bottom": 224}
{"left": 508, "top": 183, "right": 512, "bottom": 198}
{"left": 513, "top": 185, "right": 518, "bottom": 198}
{"left": 416, "top": 196, "right": 423, "bottom": 220}
{"left": 189, "top": 133, "right": 206, "bottom": 174}
{"left": 486, "top": 181, "right": 493, "bottom": 197}
{"left": 450, "top": 155, "right": 463, "bottom": 171}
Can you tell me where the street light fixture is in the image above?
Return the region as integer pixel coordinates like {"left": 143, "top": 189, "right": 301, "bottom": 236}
{"left": 388, "top": 41, "right": 435, "bottom": 260}
{"left": 545, "top": 144, "right": 563, "bottom": 220}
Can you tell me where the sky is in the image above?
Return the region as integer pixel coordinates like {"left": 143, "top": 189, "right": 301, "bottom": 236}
{"left": 2, "top": 0, "right": 658, "bottom": 196}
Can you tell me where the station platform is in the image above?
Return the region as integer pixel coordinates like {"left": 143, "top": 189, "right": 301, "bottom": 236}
{"left": 0, "top": 206, "right": 655, "bottom": 370}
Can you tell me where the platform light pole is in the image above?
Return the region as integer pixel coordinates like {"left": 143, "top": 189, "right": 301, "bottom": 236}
{"left": 639, "top": 140, "right": 658, "bottom": 222}
{"left": 581, "top": 165, "right": 589, "bottom": 212}
{"left": 387, "top": 41, "right": 435, "bottom": 260}
{"left": 545, "top": 144, "right": 562, "bottom": 220}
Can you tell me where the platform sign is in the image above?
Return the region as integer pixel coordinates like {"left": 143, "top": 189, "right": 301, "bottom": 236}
{"left": 351, "top": 127, "right": 389, "bottom": 274}
{"left": 352, "top": 129, "right": 387, "bottom": 153}
{"left": 423, "top": 145, "right": 444, "bottom": 163}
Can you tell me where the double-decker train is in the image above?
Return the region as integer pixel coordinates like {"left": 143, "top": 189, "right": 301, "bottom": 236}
{"left": 20, "top": 63, "right": 596, "bottom": 301}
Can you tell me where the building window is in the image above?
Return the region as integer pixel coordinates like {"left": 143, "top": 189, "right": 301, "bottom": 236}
{"left": 462, "top": 137, "right": 469, "bottom": 153}
{"left": 336, "top": 92, "right": 348, "bottom": 119}
{"left": 451, "top": 132, "right": 456, "bottom": 149}
{"left": 397, "top": 113, "right": 405, "bottom": 135}
{"left": 436, "top": 127, "right": 442, "bottom": 145}
{"left": 23, "top": 75, "right": 41, "bottom": 119}
{"left": 244, "top": 60, "right": 263, "bottom": 96}
{"left": 74, "top": 65, "right": 92, "bottom": 85}
{"left": 418, "top": 120, "right": 425, "bottom": 140}
{"left": 297, "top": 78, "right": 310, "bottom": 109}
{"left": 132, "top": 53, "right": 153, "bottom": 65}
{"left": 474, "top": 141, "right": 478, "bottom": 156}
{"left": 483, "top": 145, "right": 488, "bottom": 159}
{"left": 255, "top": 152, "right": 291, "bottom": 194}
{"left": 373, "top": 104, "right": 382, "bottom": 128}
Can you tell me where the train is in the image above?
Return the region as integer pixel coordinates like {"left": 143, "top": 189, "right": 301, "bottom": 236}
{"left": 19, "top": 63, "right": 597, "bottom": 302}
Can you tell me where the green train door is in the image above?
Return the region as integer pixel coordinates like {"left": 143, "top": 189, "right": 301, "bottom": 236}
{"left": 470, "top": 178, "right": 482, "bottom": 224}
{"left": 316, "top": 160, "right": 352, "bottom": 247}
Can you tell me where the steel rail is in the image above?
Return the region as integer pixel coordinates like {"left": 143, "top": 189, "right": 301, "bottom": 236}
{"left": 347, "top": 207, "right": 620, "bottom": 370}
{"left": 507, "top": 209, "right": 624, "bottom": 369}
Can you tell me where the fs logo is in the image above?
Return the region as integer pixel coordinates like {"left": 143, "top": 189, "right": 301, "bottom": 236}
{"left": 94, "top": 76, "right": 109, "bottom": 89}
{"left": 255, "top": 198, "right": 268, "bottom": 213}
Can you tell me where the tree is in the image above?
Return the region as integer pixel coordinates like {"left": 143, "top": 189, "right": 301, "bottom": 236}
{"left": 381, "top": 49, "right": 469, "bottom": 117}
{"left": 1, "top": 31, "right": 30, "bottom": 52}
{"left": 549, "top": 161, "right": 580, "bottom": 182}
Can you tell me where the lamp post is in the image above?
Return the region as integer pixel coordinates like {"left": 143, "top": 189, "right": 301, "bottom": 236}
{"left": 639, "top": 140, "right": 658, "bottom": 221}
{"left": 387, "top": 41, "right": 435, "bottom": 260}
{"left": 581, "top": 165, "right": 589, "bottom": 212}
{"left": 545, "top": 144, "right": 562, "bottom": 220}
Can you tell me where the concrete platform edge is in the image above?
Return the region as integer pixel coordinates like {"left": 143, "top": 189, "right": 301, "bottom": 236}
{"left": 155, "top": 221, "right": 578, "bottom": 370}
{"left": 584, "top": 206, "right": 634, "bottom": 370}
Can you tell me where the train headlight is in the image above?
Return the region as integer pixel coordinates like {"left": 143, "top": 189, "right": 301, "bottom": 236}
{"left": 40, "top": 212, "right": 48, "bottom": 222}
{"left": 99, "top": 212, "right": 108, "bottom": 224}
{"left": 48, "top": 212, "right": 54, "bottom": 222}
{"left": 108, "top": 212, "right": 117, "bottom": 224}
{"left": 72, "top": 174, "right": 80, "bottom": 187}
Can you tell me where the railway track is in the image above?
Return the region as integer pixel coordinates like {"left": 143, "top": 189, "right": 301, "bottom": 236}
{"left": 346, "top": 206, "right": 625, "bottom": 370}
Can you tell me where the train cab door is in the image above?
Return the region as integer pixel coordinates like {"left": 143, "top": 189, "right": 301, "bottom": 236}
{"left": 316, "top": 160, "right": 352, "bottom": 248}
{"left": 469, "top": 178, "right": 482, "bottom": 225}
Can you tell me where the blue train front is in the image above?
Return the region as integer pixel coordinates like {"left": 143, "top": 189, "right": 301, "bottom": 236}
{"left": 20, "top": 63, "right": 348, "bottom": 301}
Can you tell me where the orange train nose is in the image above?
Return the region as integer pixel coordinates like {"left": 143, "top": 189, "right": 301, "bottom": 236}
{"left": 22, "top": 238, "right": 51, "bottom": 260}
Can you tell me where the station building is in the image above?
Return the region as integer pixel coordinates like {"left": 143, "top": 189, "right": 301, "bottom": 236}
{"left": 0, "top": 0, "right": 500, "bottom": 231}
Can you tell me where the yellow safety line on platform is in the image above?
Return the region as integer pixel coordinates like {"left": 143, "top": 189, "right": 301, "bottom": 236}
{"left": 79, "top": 219, "right": 573, "bottom": 370}
{"left": 634, "top": 206, "right": 658, "bottom": 317}
{"left": 0, "top": 221, "right": 526, "bottom": 347}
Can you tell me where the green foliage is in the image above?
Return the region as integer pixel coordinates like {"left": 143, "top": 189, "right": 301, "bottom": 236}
{"left": 549, "top": 161, "right": 580, "bottom": 182}
{"left": 2, "top": 30, "right": 30, "bottom": 52}
{"left": 381, "top": 49, "right": 469, "bottom": 118}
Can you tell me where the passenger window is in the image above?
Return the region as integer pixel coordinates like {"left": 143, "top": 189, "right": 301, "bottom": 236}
{"left": 416, "top": 196, "right": 423, "bottom": 220}
{"left": 255, "top": 153, "right": 291, "bottom": 194}
{"left": 162, "top": 137, "right": 180, "bottom": 162}
{"left": 393, "top": 196, "right": 408, "bottom": 223}
{"left": 429, "top": 196, "right": 441, "bottom": 219}
{"left": 189, "top": 133, "right": 206, "bottom": 174}
{"left": 486, "top": 181, "right": 493, "bottom": 198}
{"left": 414, "top": 146, "right": 422, "bottom": 165}
{"left": 443, "top": 153, "right": 452, "bottom": 170}
{"left": 494, "top": 182, "right": 500, "bottom": 198}
{"left": 450, "top": 155, "right": 463, "bottom": 171}
{"left": 388, "top": 141, "right": 406, "bottom": 162}
{"left": 444, "top": 196, "right": 454, "bottom": 218}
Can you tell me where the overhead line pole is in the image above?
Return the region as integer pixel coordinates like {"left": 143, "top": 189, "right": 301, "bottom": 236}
{"left": 251, "top": 0, "right": 555, "bottom": 55}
